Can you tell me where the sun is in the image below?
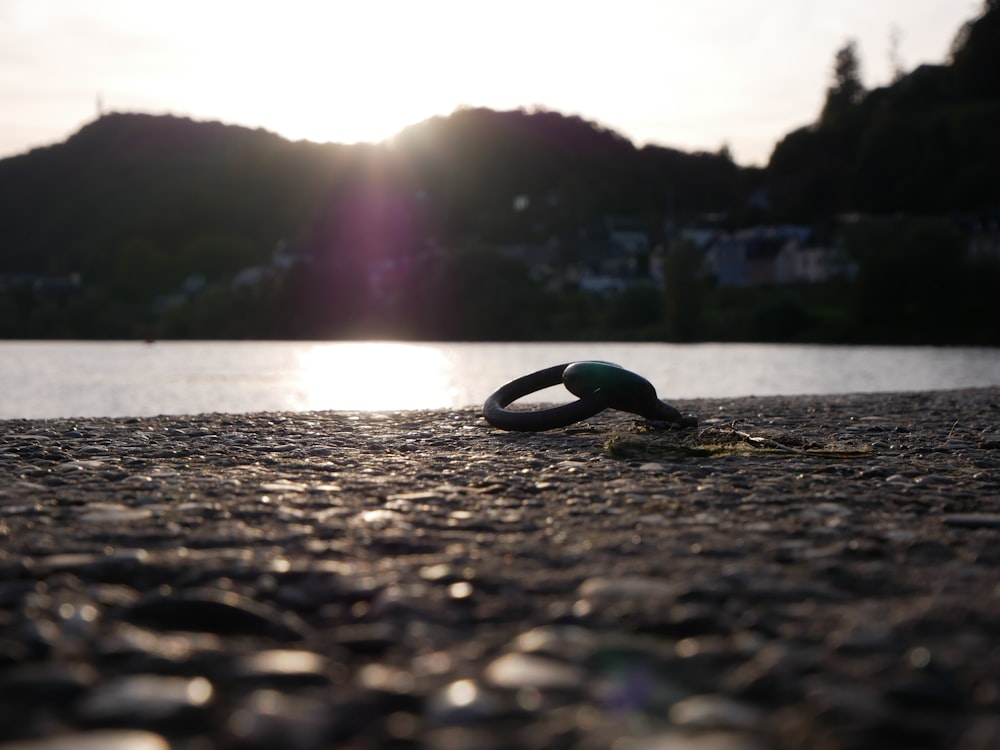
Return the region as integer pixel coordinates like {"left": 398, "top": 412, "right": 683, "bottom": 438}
{"left": 293, "top": 342, "right": 457, "bottom": 411}
{"left": 176, "top": 3, "right": 482, "bottom": 147}
{"left": 125, "top": 1, "right": 565, "bottom": 147}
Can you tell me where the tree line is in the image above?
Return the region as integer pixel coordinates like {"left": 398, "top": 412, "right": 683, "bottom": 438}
{"left": 767, "top": 0, "right": 1000, "bottom": 219}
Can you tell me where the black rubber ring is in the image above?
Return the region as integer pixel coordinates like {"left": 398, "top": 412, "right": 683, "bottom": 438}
{"left": 482, "top": 363, "right": 610, "bottom": 432}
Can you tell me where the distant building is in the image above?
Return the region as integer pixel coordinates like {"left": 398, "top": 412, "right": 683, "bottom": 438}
{"left": 0, "top": 273, "right": 82, "bottom": 298}
{"left": 606, "top": 217, "right": 650, "bottom": 257}
{"left": 967, "top": 216, "right": 1000, "bottom": 263}
{"left": 705, "top": 226, "right": 833, "bottom": 287}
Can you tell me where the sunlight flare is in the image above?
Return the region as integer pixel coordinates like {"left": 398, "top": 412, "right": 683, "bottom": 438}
{"left": 294, "top": 342, "right": 457, "bottom": 411}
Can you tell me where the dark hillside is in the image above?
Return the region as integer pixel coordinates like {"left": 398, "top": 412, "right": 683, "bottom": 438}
{"left": 0, "top": 109, "right": 743, "bottom": 278}
{"left": 390, "top": 107, "right": 741, "bottom": 238}
{"left": 0, "top": 108, "right": 750, "bottom": 339}
{"left": 0, "top": 113, "right": 348, "bottom": 276}
{"left": 766, "top": 0, "right": 1000, "bottom": 220}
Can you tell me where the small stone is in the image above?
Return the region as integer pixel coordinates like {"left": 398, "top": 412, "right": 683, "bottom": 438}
{"left": 0, "top": 662, "right": 97, "bottom": 703}
{"left": 75, "top": 674, "right": 213, "bottom": 730}
{"left": 722, "top": 645, "right": 811, "bottom": 704}
{"left": 355, "top": 509, "right": 404, "bottom": 528}
{"left": 229, "top": 650, "right": 331, "bottom": 687}
{"left": 958, "top": 717, "right": 1000, "bottom": 750}
{"left": 913, "top": 474, "right": 951, "bottom": 485}
{"left": 334, "top": 623, "right": 396, "bottom": 655}
{"left": 979, "top": 432, "right": 1000, "bottom": 449}
{"left": 30, "top": 553, "right": 104, "bottom": 574}
{"left": 624, "top": 730, "right": 769, "bottom": 750}
{"left": 0, "top": 730, "right": 170, "bottom": 750}
{"left": 260, "top": 481, "right": 308, "bottom": 493}
{"left": 97, "top": 625, "right": 221, "bottom": 668}
{"left": 224, "top": 689, "right": 334, "bottom": 750}
{"left": 54, "top": 460, "right": 107, "bottom": 472}
{"left": 123, "top": 590, "right": 306, "bottom": 641}
{"left": 669, "top": 694, "right": 762, "bottom": 731}
{"left": 886, "top": 674, "right": 964, "bottom": 709}
{"left": 514, "top": 625, "right": 599, "bottom": 663}
{"left": 578, "top": 576, "right": 678, "bottom": 601}
{"left": 484, "top": 652, "right": 584, "bottom": 691}
{"left": 426, "top": 679, "right": 503, "bottom": 724}
{"left": 356, "top": 662, "right": 416, "bottom": 695}
{"left": 422, "top": 726, "right": 506, "bottom": 750}
{"left": 0, "top": 637, "right": 29, "bottom": 666}
{"left": 943, "top": 513, "right": 1000, "bottom": 529}
{"left": 78, "top": 504, "right": 153, "bottom": 523}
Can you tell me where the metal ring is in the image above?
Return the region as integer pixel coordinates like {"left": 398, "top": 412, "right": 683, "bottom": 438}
{"left": 482, "top": 363, "right": 610, "bottom": 432}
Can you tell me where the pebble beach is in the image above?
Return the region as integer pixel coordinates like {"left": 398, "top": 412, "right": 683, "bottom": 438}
{"left": 1, "top": 388, "right": 999, "bottom": 749}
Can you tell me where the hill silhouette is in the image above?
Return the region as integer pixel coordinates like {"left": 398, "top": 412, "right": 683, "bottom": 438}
{"left": 767, "top": 0, "right": 1000, "bottom": 219}
{"left": 0, "top": 107, "right": 747, "bottom": 276}
{"left": 0, "top": 114, "right": 349, "bottom": 276}
{"left": 0, "top": 107, "right": 753, "bottom": 339}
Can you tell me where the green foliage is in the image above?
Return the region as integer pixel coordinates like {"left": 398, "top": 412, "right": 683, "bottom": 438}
{"left": 697, "top": 283, "right": 851, "bottom": 343}
{"left": 179, "top": 235, "right": 266, "bottom": 280}
{"left": 843, "top": 217, "right": 996, "bottom": 344}
{"left": 403, "top": 245, "right": 554, "bottom": 340}
{"left": 607, "top": 285, "right": 664, "bottom": 338}
{"left": 155, "top": 281, "right": 286, "bottom": 339}
{"left": 821, "top": 40, "right": 866, "bottom": 124}
{"left": 662, "top": 240, "right": 708, "bottom": 341}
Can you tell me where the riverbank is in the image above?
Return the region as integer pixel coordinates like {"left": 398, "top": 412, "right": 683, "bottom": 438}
{"left": 1, "top": 388, "right": 999, "bottom": 749}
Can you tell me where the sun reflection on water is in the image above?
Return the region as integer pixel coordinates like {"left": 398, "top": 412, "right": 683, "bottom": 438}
{"left": 293, "top": 341, "right": 458, "bottom": 411}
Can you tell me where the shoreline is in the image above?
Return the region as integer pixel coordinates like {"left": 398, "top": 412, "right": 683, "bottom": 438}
{"left": 3, "top": 340, "right": 1000, "bottom": 422}
{"left": 1, "top": 388, "right": 999, "bottom": 749}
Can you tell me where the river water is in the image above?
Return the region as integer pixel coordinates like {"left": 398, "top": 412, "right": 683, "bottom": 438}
{"left": 1, "top": 340, "right": 998, "bottom": 419}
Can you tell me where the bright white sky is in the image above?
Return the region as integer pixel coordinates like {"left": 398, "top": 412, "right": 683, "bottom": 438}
{"left": 0, "top": 0, "right": 982, "bottom": 165}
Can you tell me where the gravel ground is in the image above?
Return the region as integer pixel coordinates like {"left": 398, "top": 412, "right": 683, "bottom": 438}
{"left": 1, "top": 388, "right": 999, "bottom": 750}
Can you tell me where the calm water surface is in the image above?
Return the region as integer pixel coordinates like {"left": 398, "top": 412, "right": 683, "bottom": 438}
{"left": 1, "top": 340, "right": 998, "bottom": 419}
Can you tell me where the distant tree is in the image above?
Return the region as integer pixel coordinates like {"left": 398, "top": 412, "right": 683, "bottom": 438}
{"left": 180, "top": 234, "right": 265, "bottom": 280}
{"left": 607, "top": 285, "right": 663, "bottom": 336}
{"left": 110, "top": 237, "right": 169, "bottom": 302}
{"left": 397, "top": 244, "right": 551, "bottom": 340}
{"left": 888, "top": 24, "right": 905, "bottom": 83}
{"left": 845, "top": 218, "right": 968, "bottom": 343}
{"left": 662, "top": 240, "right": 707, "bottom": 341}
{"left": 949, "top": 0, "right": 1000, "bottom": 98}
{"left": 821, "top": 40, "right": 866, "bottom": 123}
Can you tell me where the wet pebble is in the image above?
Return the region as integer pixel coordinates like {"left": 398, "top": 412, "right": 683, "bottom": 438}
{"left": 484, "top": 652, "right": 585, "bottom": 691}
{"left": 122, "top": 589, "right": 306, "bottom": 641}
{"left": 426, "top": 679, "right": 504, "bottom": 724}
{"left": 578, "top": 576, "right": 678, "bottom": 602}
{"left": 75, "top": 674, "right": 213, "bottom": 732}
{"left": 0, "top": 662, "right": 97, "bottom": 704}
{"left": 227, "top": 649, "right": 332, "bottom": 688}
{"left": 620, "top": 730, "right": 769, "bottom": 750}
{"left": 668, "top": 694, "right": 762, "bottom": 731}
{"left": 979, "top": 432, "right": 1000, "bottom": 449}
{"left": 943, "top": 513, "right": 1000, "bottom": 529}
{"left": 224, "top": 690, "right": 335, "bottom": 750}
{"left": 77, "top": 505, "right": 154, "bottom": 524}
{"left": 0, "top": 730, "right": 170, "bottom": 750}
